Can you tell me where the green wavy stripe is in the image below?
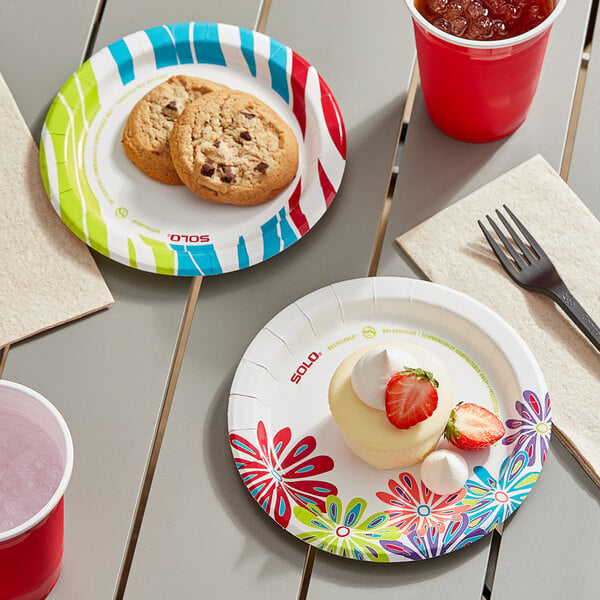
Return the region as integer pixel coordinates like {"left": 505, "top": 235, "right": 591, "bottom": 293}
{"left": 59, "top": 91, "right": 101, "bottom": 250}
{"left": 45, "top": 62, "right": 109, "bottom": 256}
{"left": 139, "top": 236, "right": 176, "bottom": 275}
{"left": 39, "top": 137, "right": 50, "bottom": 197}
{"left": 73, "top": 60, "right": 101, "bottom": 123}
{"left": 65, "top": 63, "right": 109, "bottom": 256}
{"left": 127, "top": 238, "right": 138, "bottom": 269}
{"left": 45, "top": 96, "right": 82, "bottom": 226}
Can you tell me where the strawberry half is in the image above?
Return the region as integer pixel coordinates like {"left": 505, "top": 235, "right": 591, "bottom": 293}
{"left": 384, "top": 368, "right": 439, "bottom": 429}
{"left": 444, "top": 402, "right": 505, "bottom": 450}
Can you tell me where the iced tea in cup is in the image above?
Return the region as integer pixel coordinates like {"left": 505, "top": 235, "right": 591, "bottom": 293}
{"left": 404, "top": 0, "right": 567, "bottom": 142}
{"left": 0, "top": 380, "right": 74, "bottom": 600}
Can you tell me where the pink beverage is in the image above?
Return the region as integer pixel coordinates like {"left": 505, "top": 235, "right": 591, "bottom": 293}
{"left": 0, "top": 381, "right": 73, "bottom": 600}
{"left": 0, "top": 407, "right": 64, "bottom": 533}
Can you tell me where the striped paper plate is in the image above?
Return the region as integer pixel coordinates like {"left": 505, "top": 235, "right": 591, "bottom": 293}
{"left": 40, "top": 23, "right": 346, "bottom": 276}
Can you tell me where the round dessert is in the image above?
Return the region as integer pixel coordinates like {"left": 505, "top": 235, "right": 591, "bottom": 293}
{"left": 328, "top": 342, "right": 454, "bottom": 469}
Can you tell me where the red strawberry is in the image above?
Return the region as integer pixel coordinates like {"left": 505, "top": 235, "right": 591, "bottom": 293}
{"left": 384, "top": 368, "right": 439, "bottom": 429}
{"left": 444, "top": 403, "right": 505, "bottom": 450}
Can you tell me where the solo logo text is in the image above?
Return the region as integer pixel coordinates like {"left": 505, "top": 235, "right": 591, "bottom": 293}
{"left": 168, "top": 233, "right": 210, "bottom": 243}
{"left": 291, "top": 352, "right": 322, "bottom": 384}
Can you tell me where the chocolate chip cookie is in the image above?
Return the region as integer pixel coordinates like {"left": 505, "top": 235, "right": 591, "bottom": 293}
{"left": 121, "top": 75, "right": 227, "bottom": 184}
{"left": 169, "top": 89, "right": 299, "bottom": 205}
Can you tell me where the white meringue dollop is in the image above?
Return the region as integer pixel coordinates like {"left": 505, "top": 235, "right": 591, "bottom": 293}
{"left": 420, "top": 449, "right": 469, "bottom": 495}
{"left": 350, "top": 346, "right": 419, "bottom": 411}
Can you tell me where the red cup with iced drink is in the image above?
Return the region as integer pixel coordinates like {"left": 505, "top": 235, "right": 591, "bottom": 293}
{"left": 0, "top": 381, "right": 74, "bottom": 600}
{"left": 404, "top": 0, "right": 567, "bottom": 142}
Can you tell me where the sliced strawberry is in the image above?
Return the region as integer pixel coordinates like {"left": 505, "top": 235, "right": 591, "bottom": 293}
{"left": 444, "top": 402, "right": 505, "bottom": 450}
{"left": 384, "top": 368, "right": 439, "bottom": 429}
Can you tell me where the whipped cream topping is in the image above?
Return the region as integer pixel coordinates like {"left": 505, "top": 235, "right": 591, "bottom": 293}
{"left": 420, "top": 449, "right": 469, "bottom": 495}
{"left": 350, "top": 346, "right": 419, "bottom": 411}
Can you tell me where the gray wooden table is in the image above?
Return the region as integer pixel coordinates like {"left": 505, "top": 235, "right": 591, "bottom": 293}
{"left": 1, "top": 1, "right": 598, "bottom": 598}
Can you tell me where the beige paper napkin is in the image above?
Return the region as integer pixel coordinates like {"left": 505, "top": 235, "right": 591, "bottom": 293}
{"left": 396, "top": 154, "right": 600, "bottom": 486}
{"left": 0, "top": 73, "right": 113, "bottom": 348}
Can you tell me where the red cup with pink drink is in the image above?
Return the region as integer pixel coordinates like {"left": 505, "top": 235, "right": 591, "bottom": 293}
{"left": 404, "top": 0, "right": 567, "bottom": 142}
{"left": 0, "top": 381, "right": 74, "bottom": 600}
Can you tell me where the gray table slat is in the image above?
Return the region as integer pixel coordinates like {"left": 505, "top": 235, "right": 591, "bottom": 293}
{"left": 567, "top": 5, "right": 600, "bottom": 204}
{"left": 0, "top": 0, "right": 99, "bottom": 137}
{"left": 378, "top": 1, "right": 594, "bottom": 599}
{"left": 491, "top": 4, "right": 600, "bottom": 599}
{"left": 123, "top": 1, "right": 417, "bottom": 597}
{"left": 92, "top": 0, "right": 261, "bottom": 51}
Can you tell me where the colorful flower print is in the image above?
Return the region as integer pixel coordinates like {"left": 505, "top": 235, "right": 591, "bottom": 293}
{"left": 376, "top": 472, "right": 468, "bottom": 536}
{"left": 230, "top": 421, "right": 338, "bottom": 528}
{"left": 463, "top": 450, "right": 539, "bottom": 530}
{"left": 294, "top": 495, "right": 399, "bottom": 562}
{"left": 380, "top": 513, "right": 487, "bottom": 560}
{"left": 503, "top": 390, "right": 551, "bottom": 467}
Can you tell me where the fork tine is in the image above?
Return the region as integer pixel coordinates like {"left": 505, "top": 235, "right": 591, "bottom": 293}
{"left": 485, "top": 214, "right": 527, "bottom": 271}
{"left": 495, "top": 209, "right": 537, "bottom": 265}
{"left": 478, "top": 219, "right": 519, "bottom": 275}
{"left": 503, "top": 204, "right": 548, "bottom": 261}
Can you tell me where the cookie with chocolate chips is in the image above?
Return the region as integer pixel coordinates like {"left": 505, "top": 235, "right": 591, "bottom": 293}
{"left": 169, "top": 89, "right": 298, "bottom": 206}
{"left": 121, "top": 75, "right": 228, "bottom": 184}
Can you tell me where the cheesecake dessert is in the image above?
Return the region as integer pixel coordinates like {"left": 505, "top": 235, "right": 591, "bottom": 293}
{"left": 328, "top": 342, "right": 454, "bottom": 469}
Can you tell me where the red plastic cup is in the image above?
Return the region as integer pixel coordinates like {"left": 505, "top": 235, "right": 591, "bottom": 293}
{"left": 404, "top": 0, "right": 567, "bottom": 142}
{"left": 0, "top": 381, "right": 74, "bottom": 600}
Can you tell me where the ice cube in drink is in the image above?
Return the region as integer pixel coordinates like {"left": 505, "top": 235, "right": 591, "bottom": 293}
{"left": 414, "top": 0, "right": 556, "bottom": 41}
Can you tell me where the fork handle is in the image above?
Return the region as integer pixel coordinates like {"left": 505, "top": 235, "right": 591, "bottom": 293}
{"left": 545, "top": 282, "right": 600, "bottom": 352}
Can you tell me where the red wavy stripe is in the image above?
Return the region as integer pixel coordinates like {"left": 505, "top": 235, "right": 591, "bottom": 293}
{"left": 318, "top": 161, "right": 336, "bottom": 208}
{"left": 291, "top": 51, "right": 310, "bottom": 138}
{"left": 288, "top": 179, "right": 309, "bottom": 235}
{"left": 319, "top": 76, "right": 347, "bottom": 159}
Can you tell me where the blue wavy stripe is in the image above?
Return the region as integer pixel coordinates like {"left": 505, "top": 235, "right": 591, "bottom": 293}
{"left": 237, "top": 236, "right": 250, "bottom": 269}
{"left": 278, "top": 207, "right": 297, "bottom": 249}
{"left": 171, "top": 246, "right": 200, "bottom": 276}
{"left": 261, "top": 216, "right": 281, "bottom": 261}
{"left": 172, "top": 249, "right": 200, "bottom": 276}
{"left": 239, "top": 27, "right": 256, "bottom": 76}
{"left": 170, "top": 244, "right": 223, "bottom": 275}
{"left": 192, "top": 22, "right": 226, "bottom": 66}
{"left": 167, "top": 23, "right": 195, "bottom": 63}
{"left": 268, "top": 38, "right": 289, "bottom": 103}
{"left": 145, "top": 24, "right": 194, "bottom": 69}
{"left": 187, "top": 244, "right": 223, "bottom": 275}
{"left": 108, "top": 39, "right": 135, "bottom": 85}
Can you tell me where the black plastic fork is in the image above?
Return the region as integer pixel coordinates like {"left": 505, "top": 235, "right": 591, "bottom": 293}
{"left": 478, "top": 204, "right": 600, "bottom": 352}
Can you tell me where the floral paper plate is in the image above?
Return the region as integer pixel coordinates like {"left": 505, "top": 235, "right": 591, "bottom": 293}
{"left": 228, "top": 277, "right": 551, "bottom": 562}
{"left": 40, "top": 23, "right": 346, "bottom": 276}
